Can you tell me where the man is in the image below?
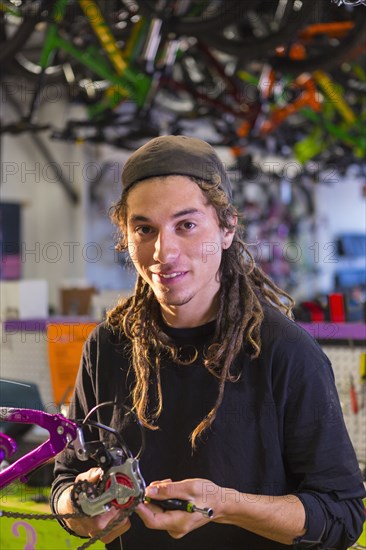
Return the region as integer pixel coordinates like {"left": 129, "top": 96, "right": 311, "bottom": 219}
{"left": 51, "top": 135, "right": 365, "bottom": 549}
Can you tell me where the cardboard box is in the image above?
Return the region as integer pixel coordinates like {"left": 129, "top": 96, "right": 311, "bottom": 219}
{"left": 60, "top": 287, "right": 96, "bottom": 316}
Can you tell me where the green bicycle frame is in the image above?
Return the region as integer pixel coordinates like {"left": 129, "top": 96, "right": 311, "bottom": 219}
{"left": 238, "top": 69, "right": 365, "bottom": 162}
{"left": 38, "top": 0, "right": 151, "bottom": 114}
{"left": 300, "top": 107, "right": 365, "bottom": 157}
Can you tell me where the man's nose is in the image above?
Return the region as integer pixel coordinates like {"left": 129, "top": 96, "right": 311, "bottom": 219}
{"left": 153, "top": 231, "right": 179, "bottom": 263}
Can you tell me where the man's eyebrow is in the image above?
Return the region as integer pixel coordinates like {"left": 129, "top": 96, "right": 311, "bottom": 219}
{"left": 128, "top": 208, "right": 204, "bottom": 223}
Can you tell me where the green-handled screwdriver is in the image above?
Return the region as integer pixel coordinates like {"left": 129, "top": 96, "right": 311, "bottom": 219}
{"left": 145, "top": 497, "right": 214, "bottom": 518}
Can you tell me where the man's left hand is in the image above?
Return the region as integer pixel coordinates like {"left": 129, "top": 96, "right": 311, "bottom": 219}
{"left": 136, "top": 478, "right": 221, "bottom": 539}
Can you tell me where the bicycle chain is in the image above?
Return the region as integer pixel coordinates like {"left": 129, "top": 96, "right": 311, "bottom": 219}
{"left": 71, "top": 479, "right": 101, "bottom": 511}
{"left": 0, "top": 479, "right": 131, "bottom": 550}
{"left": 0, "top": 510, "right": 84, "bottom": 521}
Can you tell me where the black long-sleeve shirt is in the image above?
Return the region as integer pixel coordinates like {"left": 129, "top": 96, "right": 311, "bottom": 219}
{"left": 51, "top": 305, "right": 365, "bottom": 549}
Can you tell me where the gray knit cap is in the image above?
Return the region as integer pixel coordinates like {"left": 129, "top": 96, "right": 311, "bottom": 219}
{"left": 122, "top": 135, "right": 232, "bottom": 200}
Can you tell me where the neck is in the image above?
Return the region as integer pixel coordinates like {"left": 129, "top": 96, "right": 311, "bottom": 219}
{"left": 160, "top": 295, "right": 219, "bottom": 328}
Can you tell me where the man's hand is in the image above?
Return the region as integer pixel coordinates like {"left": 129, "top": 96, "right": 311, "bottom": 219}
{"left": 136, "top": 477, "right": 307, "bottom": 545}
{"left": 136, "top": 478, "right": 220, "bottom": 539}
{"left": 57, "top": 467, "right": 131, "bottom": 543}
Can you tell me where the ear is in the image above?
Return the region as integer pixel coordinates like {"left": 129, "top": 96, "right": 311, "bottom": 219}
{"left": 221, "top": 214, "right": 237, "bottom": 250}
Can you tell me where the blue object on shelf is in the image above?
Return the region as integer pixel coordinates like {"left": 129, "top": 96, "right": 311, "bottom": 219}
{"left": 337, "top": 233, "right": 366, "bottom": 258}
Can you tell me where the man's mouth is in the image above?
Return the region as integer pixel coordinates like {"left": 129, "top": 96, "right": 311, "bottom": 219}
{"left": 151, "top": 271, "right": 187, "bottom": 284}
{"left": 158, "top": 272, "right": 185, "bottom": 279}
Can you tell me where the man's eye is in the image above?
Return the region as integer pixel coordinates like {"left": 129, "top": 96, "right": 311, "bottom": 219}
{"left": 181, "top": 222, "right": 196, "bottom": 230}
{"left": 136, "top": 226, "right": 152, "bottom": 235}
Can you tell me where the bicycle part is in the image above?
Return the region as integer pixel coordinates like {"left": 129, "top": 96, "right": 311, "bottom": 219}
{"left": 331, "top": 60, "right": 366, "bottom": 99}
{"left": 0, "top": 408, "right": 84, "bottom": 489}
{"left": 0, "top": 506, "right": 127, "bottom": 550}
{"left": 71, "top": 457, "right": 145, "bottom": 516}
{"left": 271, "top": 4, "right": 366, "bottom": 73}
{"left": 313, "top": 70, "right": 356, "bottom": 124}
{"left": 137, "top": 0, "right": 256, "bottom": 35}
{"left": 299, "top": 105, "right": 366, "bottom": 157}
{"left": 152, "top": 38, "right": 256, "bottom": 121}
{"left": 3, "top": 0, "right": 152, "bottom": 133}
{"left": 81, "top": 401, "right": 146, "bottom": 461}
{"left": 105, "top": 473, "right": 134, "bottom": 509}
{"left": 332, "top": 0, "right": 366, "bottom": 5}
{"left": 0, "top": 433, "right": 17, "bottom": 462}
{"left": 0, "top": 402, "right": 147, "bottom": 549}
{"left": 2, "top": 0, "right": 139, "bottom": 85}
{"left": 49, "top": 110, "right": 159, "bottom": 148}
{"left": 0, "top": 0, "right": 77, "bottom": 83}
{"left": 258, "top": 74, "right": 322, "bottom": 136}
{"left": 0, "top": 120, "right": 50, "bottom": 134}
{"left": 70, "top": 400, "right": 147, "bottom": 517}
{"left": 203, "top": 0, "right": 317, "bottom": 63}
{"left": 0, "top": 0, "right": 46, "bottom": 63}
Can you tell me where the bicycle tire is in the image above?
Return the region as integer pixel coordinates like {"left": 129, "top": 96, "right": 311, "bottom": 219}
{"left": 270, "top": 7, "right": 366, "bottom": 74}
{"left": 202, "top": 0, "right": 318, "bottom": 62}
{"left": 0, "top": 0, "right": 44, "bottom": 63}
{"left": 137, "top": 0, "right": 259, "bottom": 35}
{"left": 152, "top": 39, "right": 255, "bottom": 121}
{"left": 2, "top": 1, "right": 135, "bottom": 85}
{"left": 1, "top": 0, "right": 74, "bottom": 82}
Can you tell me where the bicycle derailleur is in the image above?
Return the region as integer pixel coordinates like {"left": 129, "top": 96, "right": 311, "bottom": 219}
{"left": 70, "top": 423, "right": 146, "bottom": 518}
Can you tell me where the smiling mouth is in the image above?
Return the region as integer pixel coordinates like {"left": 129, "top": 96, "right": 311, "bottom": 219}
{"left": 158, "top": 272, "right": 185, "bottom": 279}
{"left": 151, "top": 271, "right": 187, "bottom": 283}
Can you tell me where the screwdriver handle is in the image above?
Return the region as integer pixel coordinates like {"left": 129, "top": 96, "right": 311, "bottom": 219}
{"left": 146, "top": 497, "right": 213, "bottom": 518}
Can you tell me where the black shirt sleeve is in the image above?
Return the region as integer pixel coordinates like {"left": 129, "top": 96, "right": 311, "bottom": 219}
{"left": 276, "top": 332, "right": 366, "bottom": 548}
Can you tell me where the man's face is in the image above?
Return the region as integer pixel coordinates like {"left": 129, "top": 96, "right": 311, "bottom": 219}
{"left": 126, "top": 175, "right": 234, "bottom": 326}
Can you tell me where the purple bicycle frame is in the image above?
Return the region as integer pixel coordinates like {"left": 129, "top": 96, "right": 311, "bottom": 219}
{"left": 0, "top": 407, "right": 80, "bottom": 489}
{"left": 0, "top": 432, "right": 17, "bottom": 462}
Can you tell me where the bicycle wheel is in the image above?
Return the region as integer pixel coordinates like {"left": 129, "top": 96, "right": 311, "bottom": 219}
{"left": 0, "top": 0, "right": 44, "bottom": 63}
{"left": 201, "top": 0, "right": 317, "bottom": 62}
{"left": 1, "top": 0, "right": 81, "bottom": 82}
{"left": 152, "top": 44, "right": 223, "bottom": 117}
{"left": 2, "top": 0, "right": 137, "bottom": 84}
{"left": 152, "top": 38, "right": 254, "bottom": 121}
{"left": 270, "top": 3, "right": 366, "bottom": 74}
{"left": 137, "top": 0, "right": 258, "bottom": 35}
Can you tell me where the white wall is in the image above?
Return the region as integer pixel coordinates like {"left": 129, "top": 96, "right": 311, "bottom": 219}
{"left": 1, "top": 79, "right": 135, "bottom": 312}
{"left": 83, "top": 143, "right": 136, "bottom": 293}
{"left": 2, "top": 83, "right": 84, "bottom": 310}
{"left": 313, "top": 167, "right": 365, "bottom": 294}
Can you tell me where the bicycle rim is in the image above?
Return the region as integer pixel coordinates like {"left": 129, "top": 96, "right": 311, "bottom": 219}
{"left": 137, "top": 0, "right": 258, "bottom": 35}
{"left": 203, "top": 0, "right": 317, "bottom": 61}
{"left": 0, "top": 0, "right": 44, "bottom": 63}
{"left": 271, "top": 5, "right": 366, "bottom": 73}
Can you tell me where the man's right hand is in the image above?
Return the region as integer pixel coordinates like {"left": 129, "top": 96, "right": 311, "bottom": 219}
{"left": 57, "top": 467, "right": 131, "bottom": 543}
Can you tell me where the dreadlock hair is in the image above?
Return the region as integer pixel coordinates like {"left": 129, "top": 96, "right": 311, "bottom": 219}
{"left": 107, "top": 175, "right": 295, "bottom": 449}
